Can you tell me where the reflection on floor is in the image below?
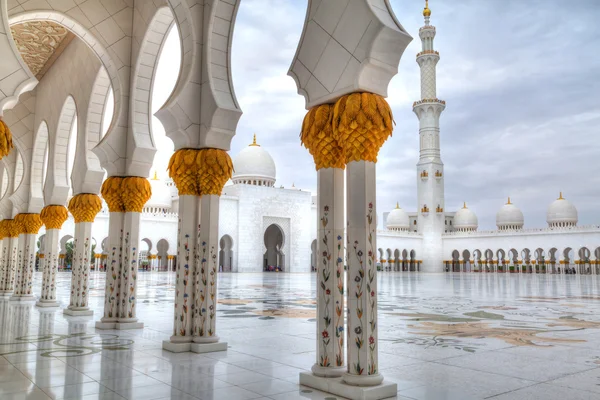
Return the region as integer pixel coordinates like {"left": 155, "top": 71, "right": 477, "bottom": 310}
{"left": 1, "top": 272, "right": 600, "bottom": 400}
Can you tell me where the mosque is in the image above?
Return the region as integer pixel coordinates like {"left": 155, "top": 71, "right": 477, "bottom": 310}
{"left": 37, "top": 0, "right": 600, "bottom": 277}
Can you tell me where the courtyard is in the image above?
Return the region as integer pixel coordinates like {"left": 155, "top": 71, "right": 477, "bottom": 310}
{"left": 1, "top": 272, "right": 600, "bottom": 400}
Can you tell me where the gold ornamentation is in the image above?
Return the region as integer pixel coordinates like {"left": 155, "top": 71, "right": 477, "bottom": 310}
{"left": 301, "top": 103, "right": 344, "bottom": 170}
{"left": 4, "top": 219, "right": 20, "bottom": 238}
{"left": 38, "top": 253, "right": 45, "bottom": 259}
{"left": 249, "top": 134, "right": 260, "bottom": 147}
{"left": 0, "top": 118, "right": 14, "bottom": 160}
{"left": 332, "top": 92, "right": 394, "bottom": 163}
{"left": 168, "top": 148, "right": 233, "bottom": 196}
{"left": 122, "top": 177, "right": 152, "bottom": 212}
{"left": 0, "top": 220, "right": 8, "bottom": 239}
{"left": 196, "top": 149, "right": 234, "bottom": 196}
{"left": 168, "top": 149, "right": 202, "bottom": 196}
{"left": 68, "top": 194, "right": 102, "bottom": 223}
{"left": 15, "top": 213, "right": 43, "bottom": 234}
{"left": 10, "top": 21, "right": 74, "bottom": 79}
{"left": 423, "top": 0, "right": 431, "bottom": 17}
{"left": 558, "top": 192, "right": 564, "bottom": 200}
{"left": 40, "top": 205, "right": 68, "bottom": 229}
{"left": 101, "top": 177, "right": 125, "bottom": 212}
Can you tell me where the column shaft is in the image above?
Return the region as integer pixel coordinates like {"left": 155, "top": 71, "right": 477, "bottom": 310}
{"left": 344, "top": 161, "right": 382, "bottom": 386}
{"left": 0, "top": 238, "right": 9, "bottom": 293}
{"left": 118, "top": 212, "right": 142, "bottom": 323}
{"left": 100, "top": 212, "right": 124, "bottom": 322}
{"left": 312, "top": 168, "right": 345, "bottom": 377}
{"left": 170, "top": 195, "right": 199, "bottom": 343}
{"left": 3, "top": 238, "right": 20, "bottom": 295}
{"left": 193, "top": 195, "right": 220, "bottom": 343}
{"left": 12, "top": 234, "right": 37, "bottom": 300}
{"left": 66, "top": 222, "right": 93, "bottom": 314}
{"left": 38, "top": 229, "right": 60, "bottom": 306}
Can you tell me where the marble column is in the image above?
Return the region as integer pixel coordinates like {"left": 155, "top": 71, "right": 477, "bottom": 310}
{"left": 0, "top": 220, "right": 16, "bottom": 297}
{"left": 37, "top": 205, "right": 69, "bottom": 308}
{"left": 64, "top": 194, "right": 102, "bottom": 316}
{"left": 11, "top": 214, "right": 42, "bottom": 302}
{"left": 96, "top": 176, "right": 151, "bottom": 330}
{"left": 97, "top": 211, "right": 123, "bottom": 327}
{"left": 344, "top": 160, "right": 382, "bottom": 386}
{"left": 163, "top": 194, "right": 198, "bottom": 352}
{"left": 164, "top": 148, "right": 232, "bottom": 353}
{"left": 97, "top": 177, "right": 125, "bottom": 327}
{"left": 116, "top": 211, "right": 143, "bottom": 328}
{"left": 192, "top": 194, "right": 226, "bottom": 353}
{"left": 312, "top": 168, "right": 345, "bottom": 377}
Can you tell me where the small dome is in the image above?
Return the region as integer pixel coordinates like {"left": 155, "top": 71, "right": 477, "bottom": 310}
{"left": 547, "top": 192, "right": 577, "bottom": 227}
{"left": 454, "top": 202, "right": 478, "bottom": 231}
{"left": 387, "top": 203, "right": 409, "bottom": 231}
{"left": 232, "top": 134, "right": 276, "bottom": 187}
{"left": 146, "top": 172, "right": 172, "bottom": 209}
{"left": 496, "top": 197, "right": 524, "bottom": 230}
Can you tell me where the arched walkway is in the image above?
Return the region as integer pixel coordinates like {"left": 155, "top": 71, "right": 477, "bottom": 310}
{"left": 264, "top": 224, "right": 284, "bottom": 272}
{"left": 219, "top": 235, "right": 234, "bottom": 272}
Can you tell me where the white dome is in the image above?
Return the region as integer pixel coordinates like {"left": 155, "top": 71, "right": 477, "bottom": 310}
{"left": 547, "top": 192, "right": 577, "bottom": 227}
{"left": 146, "top": 172, "right": 172, "bottom": 209}
{"left": 232, "top": 134, "right": 276, "bottom": 187}
{"left": 496, "top": 198, "right": 524, "bottom": 230}
{"left": 454, "top": 203, "right": 478, "bottom": 231}
{"left": 387, "top": 203, "right": 409, "bottom": 231}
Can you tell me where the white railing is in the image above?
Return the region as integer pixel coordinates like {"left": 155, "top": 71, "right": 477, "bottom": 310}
{"left": 443, "top": 225, "right": 600, "bottom": 237}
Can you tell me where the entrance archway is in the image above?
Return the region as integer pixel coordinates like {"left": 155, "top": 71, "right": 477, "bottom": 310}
{"left": 219, "top": 235, "right": 234, "bottom": 272}
{"left": 264, "top": 224, "right": 284, "bottom": 272}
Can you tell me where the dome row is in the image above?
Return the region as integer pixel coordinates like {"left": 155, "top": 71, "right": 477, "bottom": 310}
{"left": 387, "top": 194, "right": 578, "bottom": 231}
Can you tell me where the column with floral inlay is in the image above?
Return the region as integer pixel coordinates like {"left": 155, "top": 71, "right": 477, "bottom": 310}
{"left": 37, "top": 205, "right": 69, "bottom": 307}
{"left": 64, "top": 194, "right": 102, "bottom": 316}
{"left": 191, "top": 148, "right": 232, "bottom": 353}
{"left": 11, "top": 214, "right": 42, "bottom": 302}
{"left": 300, "top": 103, "right": 346, "bottom": 376}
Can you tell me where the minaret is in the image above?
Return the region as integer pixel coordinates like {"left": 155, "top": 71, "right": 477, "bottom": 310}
{"left": 413, "top": 0, "right": 446, "bottom": 272}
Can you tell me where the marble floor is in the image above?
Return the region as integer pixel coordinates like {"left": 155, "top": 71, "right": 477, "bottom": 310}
{"left": 1, "top": 272, "right": 600, "bottom": 400}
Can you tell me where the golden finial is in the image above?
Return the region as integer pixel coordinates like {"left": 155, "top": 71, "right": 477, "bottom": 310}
{"left": 558, "top": 192, "right": 564, "bottom": 200}
{"left": 395, "top": 202, "right": 400, "bottom": 209}
{"left": 423, "top": 0, "right": 431, "bottom": 17}
{"left": 507, "top": 197, "right": 511, "bottom": 205}
{"left": 249, "top": 133, "right": 260, "bottom": 147}
{"left": 462, "top": 202, "right": 467, "bottom": 209}
{"left": 152, "top": 170, "right": 158, "bottom": 180}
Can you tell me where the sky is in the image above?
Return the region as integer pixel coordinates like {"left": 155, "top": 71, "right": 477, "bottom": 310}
{"left": 149, "top": 0, "right": 600, "bottom": 230}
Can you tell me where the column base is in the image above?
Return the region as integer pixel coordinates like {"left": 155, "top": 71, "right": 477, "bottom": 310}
{"left": 190, "top": 341, "right": 227, "bottom": 354}
{"left": 162, "top": 337, "right": 227, "bottom": 354}
{"left": 63, "top": 308, "right": 94, "bottom": 316}
{"left": 311, "top": 364, "right": 346, "bottom": 378}
{"left": 10, "top": 295, "right": 36, "bottom": 303}
{"left": 162, "top": 340, "right": 192, "bottom": 353}
{"left": 95, "top": 321, "right": 144, "bottom": 330}
{"left": 0, "top": 291, "right": 13, "bottom": 298}
{"left": 300, "top": 372, "right": 396, "bottom": 400}
{"left": 36, "top": 300, "right": 60, "bottom": 308}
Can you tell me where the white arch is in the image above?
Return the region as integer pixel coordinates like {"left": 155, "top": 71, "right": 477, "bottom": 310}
{"left": 30, "top": 120, "right": 49, "bottom": 205}
{"left": 54, "top": 96, "right": 77, "bottom": 189}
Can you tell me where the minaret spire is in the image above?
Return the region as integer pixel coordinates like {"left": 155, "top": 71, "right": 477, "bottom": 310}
{"left": 414, "top": 0, "right": 445, "bottom": 272}
{"left": 423, "top": 0, "right": 431, "bottom": 25}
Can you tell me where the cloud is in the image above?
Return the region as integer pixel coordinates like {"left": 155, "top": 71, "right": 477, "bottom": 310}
{"left": 152, "top": 0, "right": 600, "bottom": 230}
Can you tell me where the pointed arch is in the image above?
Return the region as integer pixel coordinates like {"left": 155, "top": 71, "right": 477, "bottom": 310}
{"left": 30, "top": 120, "right": 49, "bottom": 206}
